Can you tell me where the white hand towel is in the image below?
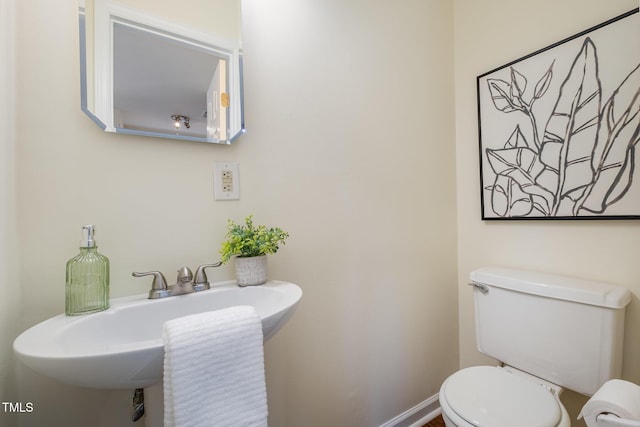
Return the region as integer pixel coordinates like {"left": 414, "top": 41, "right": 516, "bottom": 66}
{"left": 579, "top": 379, "right": 640, "bottom": 427}
{"left": 163, "top": 306, "right": 268, "bottom": 427}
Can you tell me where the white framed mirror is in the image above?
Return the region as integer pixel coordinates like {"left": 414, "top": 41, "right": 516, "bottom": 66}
{"left": 79, "top": 0, "right": 244, "bottom": 144}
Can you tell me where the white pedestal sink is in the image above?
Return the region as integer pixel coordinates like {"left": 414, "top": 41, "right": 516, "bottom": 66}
{"left": 13, "top": 280, "right": 301, "bottom": 390}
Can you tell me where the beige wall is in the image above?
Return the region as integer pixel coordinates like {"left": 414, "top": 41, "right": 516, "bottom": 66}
{"left": 454, "top": 0, "right": 640, "bottom": 425}
{"left": 0, "top": 2, "right": 20, "bottom": 427}
{"left": 5, "top": 0, "right": 457, "bottom": 426}
{"left": 243, "top": 1, "right": 457, "bottom": 424}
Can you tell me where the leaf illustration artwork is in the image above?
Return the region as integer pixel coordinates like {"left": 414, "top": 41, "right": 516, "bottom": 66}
{"left": 536, "top": 38, "right": 602, "bottom": 216}
{"left": 480, "top": 11, "right": 640, "bottom": 219}
{"left": 486, "top": 127, "right": 554, "bottom": 216}
{"left": 578, "top": 64, "right": 640, "bottom": 213}
{"left": 487, "top": 62, "right": 554, "bottom": 151}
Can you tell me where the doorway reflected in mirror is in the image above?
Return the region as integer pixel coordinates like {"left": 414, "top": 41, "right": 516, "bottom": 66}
{"left": 78, "top": 0, "right": 244, "bottom": 144}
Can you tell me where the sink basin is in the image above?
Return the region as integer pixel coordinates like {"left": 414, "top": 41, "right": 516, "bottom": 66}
{"left": 13, "top": 280, "right": 301, "bottom": 389}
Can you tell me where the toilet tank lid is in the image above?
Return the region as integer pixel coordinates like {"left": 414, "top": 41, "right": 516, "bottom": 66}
{"left": 470, "top": 267, "right": 631, "bottom": 309}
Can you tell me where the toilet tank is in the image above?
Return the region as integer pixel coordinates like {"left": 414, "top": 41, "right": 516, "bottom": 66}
{"left": 470, "top": 267, "right": 631, "bottom": 396}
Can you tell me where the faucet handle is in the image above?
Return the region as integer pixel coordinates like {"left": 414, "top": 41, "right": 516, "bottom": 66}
{"left": 132, "top": 271, "right": 170, "bottom": 299}
{"left": 193, "top": 262, "right": 222, "bottom": 290}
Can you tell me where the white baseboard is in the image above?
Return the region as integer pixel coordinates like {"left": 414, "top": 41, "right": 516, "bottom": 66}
{"left": 378, "top": 394, "right": 442, "bottom": 427}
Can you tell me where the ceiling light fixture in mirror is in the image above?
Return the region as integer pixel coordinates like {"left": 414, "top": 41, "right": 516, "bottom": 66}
{"left": 78, "top": 0, "right": 244, "bottom": 144}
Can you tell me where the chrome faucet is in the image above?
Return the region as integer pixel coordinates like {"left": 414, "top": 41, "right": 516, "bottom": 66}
{"left": 171, "top": 266, "right": 196, "bottom": 296}
{"left": 132, "top": 262, "right": 222, "bottom": 299}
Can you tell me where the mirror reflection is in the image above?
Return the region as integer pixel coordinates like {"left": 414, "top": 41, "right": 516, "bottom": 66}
{"left": 79, "top": 0, "right": 244, "bottom": 144}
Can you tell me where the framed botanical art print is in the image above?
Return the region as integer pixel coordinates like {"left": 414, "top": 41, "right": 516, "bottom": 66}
{"left": 477, "top": 9, "right": 640, "bottom": 219}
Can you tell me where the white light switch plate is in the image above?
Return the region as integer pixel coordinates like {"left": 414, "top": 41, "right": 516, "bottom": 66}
{"left": 213, "top": 162, "right": 240, "bottom": 200}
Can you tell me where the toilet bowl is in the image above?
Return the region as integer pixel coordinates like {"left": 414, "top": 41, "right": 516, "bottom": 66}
{"left": 439, "top": 366, "right": 570, "bottom": 427}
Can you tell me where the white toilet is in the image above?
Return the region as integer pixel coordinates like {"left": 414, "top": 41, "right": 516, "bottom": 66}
{"left": 439, "top": 267, "right": 631, "bottom": 427}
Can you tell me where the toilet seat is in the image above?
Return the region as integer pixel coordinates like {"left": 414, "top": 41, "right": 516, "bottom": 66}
{"left": 440, "top": 366, "right": 562, "bottom": 427}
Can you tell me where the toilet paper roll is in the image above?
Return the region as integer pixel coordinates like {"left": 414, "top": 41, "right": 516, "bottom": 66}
{"left": 579, "top": 379, "right": 640, "bottom": 427}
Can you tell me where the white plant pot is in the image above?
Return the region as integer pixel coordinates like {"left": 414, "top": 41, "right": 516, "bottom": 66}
{"left": 234, "top": 255, "right": 267, "bottom": 286}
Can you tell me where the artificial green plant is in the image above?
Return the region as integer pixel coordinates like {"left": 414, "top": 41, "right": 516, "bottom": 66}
{"left": 220, "top": 215, "right": 289, "bottom": 263}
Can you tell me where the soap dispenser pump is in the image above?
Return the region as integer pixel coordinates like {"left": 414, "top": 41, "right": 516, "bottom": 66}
{"left": 65, "top": 225, "right": 110, "bottom": 316}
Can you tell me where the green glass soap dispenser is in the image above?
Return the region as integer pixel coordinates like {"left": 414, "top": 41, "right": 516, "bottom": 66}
{"left": 65, "top": 225, "right": 110, "bottom": 316}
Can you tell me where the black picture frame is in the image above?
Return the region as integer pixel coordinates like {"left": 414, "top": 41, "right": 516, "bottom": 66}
{"left": 477, "top": 9, "right": 640, "bottom": 220}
